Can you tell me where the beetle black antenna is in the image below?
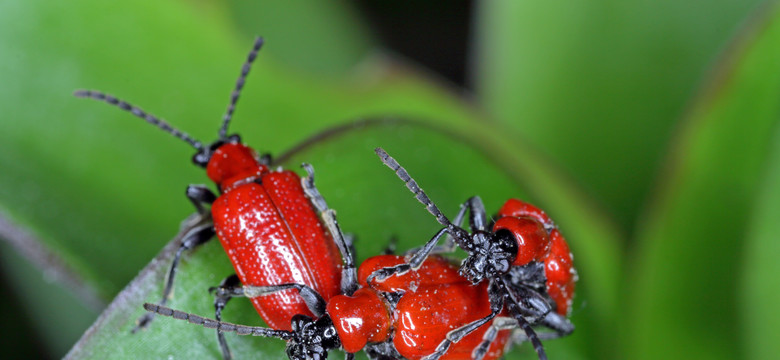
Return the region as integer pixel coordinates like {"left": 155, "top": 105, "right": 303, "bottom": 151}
{"left": 218, "top": 36, "right": 265, "bottom": 141}
{"left": 74, "top": 90, "right": 204, "bottom": 151}
{"left": 143, "top": 303, "right": 294, "bottom": 340}
{"left": 374, "top": 148, "right": 453, "bottom": 228}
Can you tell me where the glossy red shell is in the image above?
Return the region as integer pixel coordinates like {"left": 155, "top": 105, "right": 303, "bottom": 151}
{"left": 497, "top": 198, "right": 576, "bottom": 315}
{"left": 357, "top": 255, "right": 510, "bottom": 360}
{"left": 210, "top": 151, "right": 343, "bottom": 331}
{"left": 543, "top": 229, "right": 576, "bottom": 315}
{"left": 393, "top": 281, "right": 510, "bottom": 360}
{"left": 493, "top": 216, "right": 550, "bottom": 267}
{"left": 358, "top": 254, "right": 464, "bottom": 292}
{"left": 326, "top": 288, "right": 392, "bottom": 353}
{"left": 497, "top": 199, "right": 553, "bottom": 229}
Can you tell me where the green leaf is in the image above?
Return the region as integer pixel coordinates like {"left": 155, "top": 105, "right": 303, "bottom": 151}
{"left": 742, "top": 123, "right": 780, "bottom": 360}
{"left": 626, "top": 4, "right": 780, "bottom": 359}
{"left": 225, "top": 0, "right": 373, "bottom": 75}
{"left": 0, "top": 0, "right": 408, "bottom": 308}
{"left": 473, "top": 0, "right": 766, "bottom": 231}
{"left": 0, "top": 240, "right": 96, "bottom": 357}
{"left": 63, "top": 120, "right": 584, "bottom": 359}
{"left": 0, "top": 0, "right": 620, "bottom": 358}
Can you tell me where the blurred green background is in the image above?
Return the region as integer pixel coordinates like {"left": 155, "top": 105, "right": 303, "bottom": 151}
{"left": 1, "top": 0, "right": 779, "bottom": 359}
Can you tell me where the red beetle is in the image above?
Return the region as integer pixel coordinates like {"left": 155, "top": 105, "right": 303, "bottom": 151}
{"left": 496, "top": 199, "right": 576, "bottom": 317}
{"left": 368, "top": 148, "right": 577, "bottom": 360}
{"left": 146, "top": 254, "right": 517, "bottom": 360}
{"left": 75, "top": 38, "right": 358, "bottom": 359}
{"left": 354, "top": 255, "right": 513, "bottom": 360}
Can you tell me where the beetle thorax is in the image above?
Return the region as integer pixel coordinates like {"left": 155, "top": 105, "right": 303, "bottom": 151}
{"left": 459, "top": 231, "right": 517, "bottom": 284}
{"left": 206, "top": 143, "right": 268, "bottom": 189}
{"left": 285, "top": 315, "right": 340, "bottom": 360}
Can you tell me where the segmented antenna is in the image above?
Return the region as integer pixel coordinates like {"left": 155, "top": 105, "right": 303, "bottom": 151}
{"left": 374, "top": 147, "right": 452, "bottom": 227}
{"left": 74, "top": 90, "right": 203, "bottom": 151}
{"left": 143, "top": 303, "right": 294, "bottom": 340}
{"left": 218, "top": 36, "right": 265, "bottom": 140}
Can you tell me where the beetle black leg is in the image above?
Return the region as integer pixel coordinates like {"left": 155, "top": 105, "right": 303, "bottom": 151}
{"left": 208, "top": 278, "right": 331, "bottom": 359}
{"left": 365, "top": 340, "right": 404, "bottom": 360}
{"left": 133, "top": 217, "right": 215, "bottom": 332}
{"left": 383, "top": 236, "right": 398, "bottom": 255}
{"left": 515, "top": 314, "right": 548, "bottom": 360}
{"left": 344, "top": 232, "right": 358, "bottom": 260}
{"left": 473, "top": 316, "right": 519, "bottom": 360}
{"left": 536, "top": 311, "right": 575, "bottom": 338}
{"left": 463, "top": 196, "right": 488, "bottom": 232}
{"left": 366, "top": 227, "right": 448, "bottom": 285}
{"left": 186, "top": 184, "right": 217, "bottom": 215}
{"left": 419, "top": 196, "right": 488, "bottom": 256}
{"left": 301, "top": 163, "right": 359, "bottom": 296}
{"left": 509, "top": 326, "right": 572, "bottom": 345}
{"left": 472, "top": 316, "right": 565, "bottom": 360}
{"left": 241, "top": 283, "right": 328, "bottom": 318}
{"left": 406, "top": 199, "right": 468, "bottom": 258}
{"left": 422, "top": 312, "right": 499, "bottom": 360}
{"left": 400, "top": 201, "right": 467, "bottom": 258}
{"left": 450, "top": 198, "right": 470, "bottom": 229}
{"left": 504, "top": 285, "right": 556, "bottom": 325}
{"left": 501, "top": 267, "right": 555, "bottom": 322}
{"left": 501, "top": 281, "right": 551, "bottom": 360}
{"left": 258, "top": 153, "right": 272, "bottom": 166}
{"left": 211, "top": 281, "right": 327, "bottom": 317}
{"left": 432, "top": 197, "right": 470, "bottom": 254}
{"left": 501, "top": 274, "right": 572, "bottom": 359}
{"left": 209, "top": 275, "right": 247, "bottom": 303}
{"left": 373, "top": 148, "right": 474, "bottom": 275}
{"left": 405, "top": 227, "right": 454, "bottom": 269}
{"left": 209, "top": 274, "right": 242, "bottom": 360}
{"left": 423, "top": 316, "right": 500, "bottom": 360}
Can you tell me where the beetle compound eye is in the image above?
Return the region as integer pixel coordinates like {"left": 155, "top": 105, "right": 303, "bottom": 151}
{"left": 493, "top": 217, "right": 550, "bottom": 267}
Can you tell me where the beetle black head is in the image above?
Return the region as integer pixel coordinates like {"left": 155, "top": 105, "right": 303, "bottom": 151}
{"left": 459, "top": 229, "right": 518, "bottom": 283}
{"left": 285, "top": 314, "right": 341, "bottom": 360}
{"left": 191, "top": 134, "right": 242, "bottom": 168}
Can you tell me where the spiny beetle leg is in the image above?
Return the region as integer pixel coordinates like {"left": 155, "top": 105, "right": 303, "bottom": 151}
{"left": 301, "top": 163, "right": 358, "bottom": 296}
{"left": 133, "top": 220, "right": 215, "bottom": 333}
{"left": 367, "top": 228, "right": 447, "bottom": 285}
{"left": 186, "top": 184, "right": 216, "bottom": 215}
{"left": 211, "top": 274, "right": 242, "bottom": 360}
{"left": 473, "top": 317, "right": 519, "bottom": 360}
{"left": 242, "top": 283, "right": 327, "bottom": 318}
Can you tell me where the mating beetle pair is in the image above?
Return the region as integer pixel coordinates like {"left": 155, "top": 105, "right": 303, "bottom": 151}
{"left": 77, "top": 37, "right": 575, "bottom": 360}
